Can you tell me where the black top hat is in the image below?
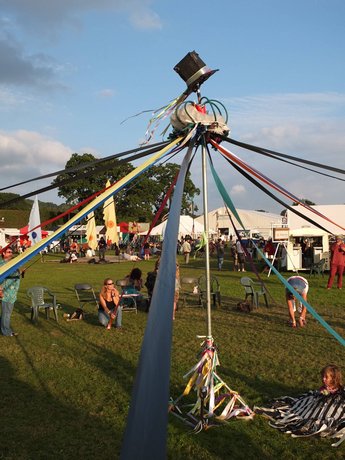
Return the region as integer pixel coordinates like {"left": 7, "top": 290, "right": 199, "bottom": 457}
{"left": 174, "top": 51, "right": 218, "bottom": 92}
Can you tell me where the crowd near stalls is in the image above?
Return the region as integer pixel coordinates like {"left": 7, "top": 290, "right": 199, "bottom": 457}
{"left": 0, "top": 224, "right": 335, "bottom": 274}
{"left": 0, "top": 207, "right": 342, "bottom": 273}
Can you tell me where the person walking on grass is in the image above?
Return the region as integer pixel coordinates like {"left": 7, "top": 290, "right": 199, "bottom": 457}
{"left": 98, "top": 236, "right": 107, "bottom": 261}
{"left": 216, "top": 238, "right": 225, "bottom": 271}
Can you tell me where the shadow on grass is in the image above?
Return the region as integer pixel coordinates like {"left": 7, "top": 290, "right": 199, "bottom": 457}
{"left": 0, "top": 355, "right": 125, "bottom": 459}
{"left": 15, "top": 301, "right": 141, "bottom": 388}
{"left": 7, "top": 305, "right": 142, "bottom": 458}
{"left": 214, "top": 300, "right": 344, "bottom": 344}
{"left": 168, "top": 413, "right": 268, "bottom": 460}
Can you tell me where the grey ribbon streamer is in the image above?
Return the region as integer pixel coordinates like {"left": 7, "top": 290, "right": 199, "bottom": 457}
{"left": 120, "top": 139, "right": 194, "bottom": 460}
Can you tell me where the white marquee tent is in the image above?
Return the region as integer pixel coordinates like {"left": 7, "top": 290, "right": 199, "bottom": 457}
{"left": 140, "top": 215, "right": 215, "bottom": 238}
{"left": 286, "top": 204, "right": 345, "bottom": 235}
{"left": 195, "top": 207, "right": 283, "bottom": 239}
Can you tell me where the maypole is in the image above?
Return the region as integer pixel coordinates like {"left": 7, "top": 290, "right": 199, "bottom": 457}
{"left": 169, "top": 52, "right": 253, "bottom": 431}
{"left": 201, "top": 138, "right": 212, "bottom": 340}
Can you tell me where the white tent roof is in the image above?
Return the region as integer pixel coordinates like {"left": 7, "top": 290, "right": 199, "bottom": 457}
{"left": 140, "top": 215, "right": 215, "bottom": 237}
{"left": 287, "top": 204, "right": 345, "bottom": 235}
{"left": 195, "top": 207, "right": 282, "bottom": 238}
{"left": 3, "top": 228, "right": 21, "bottom": 236}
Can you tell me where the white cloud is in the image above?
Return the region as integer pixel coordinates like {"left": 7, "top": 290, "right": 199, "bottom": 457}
{"left": 129, "top": 6, "right": 162, "bottom": 30}
{"left": 230, "top": 184, "right": 246, "bottom": 195}
{"left": 0, "top": 87, "right": 32, "bottom": 107}
{"left": 211, "top": 92, "right": 345, "bottom": 211}
{"left": 0, "top": 130, "right": 72, "bottom": 191}
{"left": 0, "top": 0, "right": 162, "bottom": 36}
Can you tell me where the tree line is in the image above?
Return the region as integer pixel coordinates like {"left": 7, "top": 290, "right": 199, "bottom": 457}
{"left": 1, "top": 153, "right": 200, "bottom": 225}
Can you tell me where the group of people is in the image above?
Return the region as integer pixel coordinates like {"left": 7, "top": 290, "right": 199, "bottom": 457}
{"left": 1, "top": 234, "right": 344, "bottom": 336}
{"left": 96, "top": 234, "right": 345, "bottom": 331}
{"left": 98, "top": 260, "right": 181, "bottom": 330}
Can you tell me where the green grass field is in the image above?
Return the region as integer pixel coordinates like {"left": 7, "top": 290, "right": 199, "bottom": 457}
{"left": 1, "top": 254, "right": 344, "bottom": 459}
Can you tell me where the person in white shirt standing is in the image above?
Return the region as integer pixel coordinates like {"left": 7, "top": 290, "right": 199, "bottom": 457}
{"left": 236, "top": 239, "right": 246, "bottom": 272}
{"left": 182, "top": 238, "right": 191, "bottom": 264}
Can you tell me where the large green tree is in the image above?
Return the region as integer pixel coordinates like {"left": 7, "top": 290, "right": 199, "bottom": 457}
{"left": 52, "top": 153, "right": 199, "bottom": 222}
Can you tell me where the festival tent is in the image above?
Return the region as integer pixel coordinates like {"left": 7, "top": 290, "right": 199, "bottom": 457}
{"left": 20, "top": 225, "right": 48, "bottom": 237}
{"left": 196, "top": 207, "right": 282, "bottom": 238}
{"left": 3, "top": 228, "right": 21, "bottom": 237}
{"left": 141, "top": 215, "right": 215, "bottom": 238}
{"left": 287, "top": 204, "right": 345, "bottom": 235}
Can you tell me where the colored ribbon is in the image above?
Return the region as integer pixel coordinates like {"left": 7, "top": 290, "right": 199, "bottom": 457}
{"left": 0, "top": 136, "right": 183, "bottom": 283}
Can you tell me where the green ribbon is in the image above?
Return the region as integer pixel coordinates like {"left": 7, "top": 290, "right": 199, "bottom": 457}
{"left": 209, "top": 160, "right": 246, "bottom": 230}
{"left": 210, "top": 158, "right": 345, "bottom": 348}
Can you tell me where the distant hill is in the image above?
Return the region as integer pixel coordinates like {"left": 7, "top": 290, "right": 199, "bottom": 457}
{"left": 0, "top": 193, "right": 68, "bottom": 230}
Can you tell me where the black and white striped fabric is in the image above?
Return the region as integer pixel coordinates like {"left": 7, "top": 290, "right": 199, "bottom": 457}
{"left": 255, "top": 389, "right": 345, "bottom": 447}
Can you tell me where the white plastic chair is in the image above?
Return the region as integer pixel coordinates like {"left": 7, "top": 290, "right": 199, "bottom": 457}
{"left": 27, "top": 286, "right": 59, "bottom": 323}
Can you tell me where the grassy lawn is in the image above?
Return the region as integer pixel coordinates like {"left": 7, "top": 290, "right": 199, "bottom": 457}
{"left": 1, "top": 253, "right": 344, "bottom": 459}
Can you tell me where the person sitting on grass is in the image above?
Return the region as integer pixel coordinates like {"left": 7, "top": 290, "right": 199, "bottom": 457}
{"left": 69, "top": 251, "right": 78, "bottom": 263}
{"left": 145, "top": 258, "right": 160, "bottom": 311}
{"left": 319, "top": 364, "right": 343, "bottom": 395}
{"left": 98, "top": 278, "right": 122, "bottom": 330}
{"left": 254, "top": 364, "right": 345, "bottom": 446}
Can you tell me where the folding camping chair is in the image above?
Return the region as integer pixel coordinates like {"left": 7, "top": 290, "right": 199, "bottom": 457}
{"left": 116, "top": 279, "right": 138, "bottom": 313}
{"left": 74, "top": 284, "right": 98, "bottom": 311}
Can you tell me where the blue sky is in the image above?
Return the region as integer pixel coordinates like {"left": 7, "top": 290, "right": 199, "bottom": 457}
{"left": 0, "top": 0, "right": 344, "bottom": 215}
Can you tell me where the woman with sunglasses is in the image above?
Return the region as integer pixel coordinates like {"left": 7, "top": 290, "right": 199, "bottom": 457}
{"left": 98, "top": 278, "right": 122, "bottom": 330}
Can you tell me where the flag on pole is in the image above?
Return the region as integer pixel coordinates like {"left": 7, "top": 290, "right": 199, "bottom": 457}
{"left": 103, "top": 180, "right": 118, "bottom": 244}
{"left": 86, "top": 212, "right": 98, "bottom": 250}
{"left": 194, "top": 231, "right": 207, "bottom": 258}
{"left": 28, "top": 195, "right": 42, "bottom": 245}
